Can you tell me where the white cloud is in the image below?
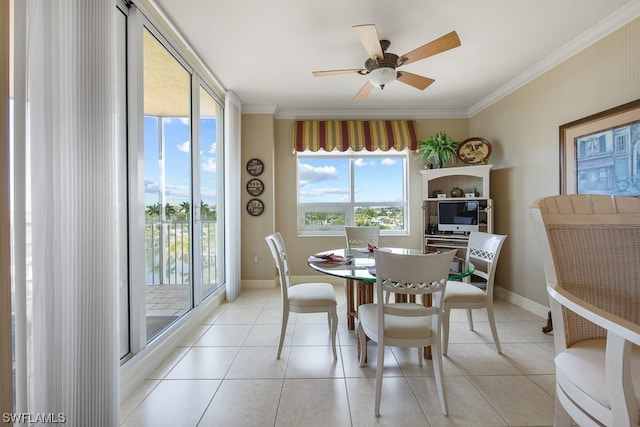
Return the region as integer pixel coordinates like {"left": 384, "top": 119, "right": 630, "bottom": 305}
{"left": 144, "top": 180, "right": 159, "bottom": 193}
{"left": 354, "top": 158, "right": 370, "bottom": 167}
{"left": 381, "top": 158, "right": 397, "bottom": 166}
{"left": 298, "top": 163, "right": 338, "bottom": 186}
{"left": 177, "top": 141, "right": 190, "bottom": 153}
{"left": 299, "top": 186, "right": 350, "bottom": 201}
{"left": 202, "top": 157, "right": 217, "bottom": 173}
{"left": 164, "top": 117, "right": 190, "bottom": 126}
{"left": 144, "top": 181, "right": 190, "bottom": 200}
{"left": 208, "top": 143, "right": 217, "bottom": 154}
{"left": 200, "top": 187, "right": 217, "bottom": 204}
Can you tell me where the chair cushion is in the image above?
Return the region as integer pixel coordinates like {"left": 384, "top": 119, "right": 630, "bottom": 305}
{"left": 359, "top": 303, "right": 433, "bottom": 339}
{"left": 555, "top": 339, "right": 640, "bottom": 409}
{"left": 444, "top": 281, "right": 486, "bottom": 303}
{"left": 288, "top": 283, "right": 337, "bottom": 307}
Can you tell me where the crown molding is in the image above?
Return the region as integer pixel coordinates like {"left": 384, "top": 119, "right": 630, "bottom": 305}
{"left": 241, "top": 104, "right": 279, "bottom": 115}
{"left": 467, "top": 1, "right": 640, "bottom": 117}
{"left": 273, "top": 108, "right": 469, "bottom": 120}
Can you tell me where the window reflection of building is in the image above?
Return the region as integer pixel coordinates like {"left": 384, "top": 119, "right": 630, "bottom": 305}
{"left": 614, "top": 132, "right": 627, "bottom": 153}
{"left": 586, "top": 137, "right": 601, "bottom": 156}
{"left": 576, "top": 124, "right": 639, "bottom": 195}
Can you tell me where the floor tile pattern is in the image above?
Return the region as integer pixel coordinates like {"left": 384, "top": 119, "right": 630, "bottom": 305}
{"left": 121, "top": 285, "right": 556, "bottom": 426}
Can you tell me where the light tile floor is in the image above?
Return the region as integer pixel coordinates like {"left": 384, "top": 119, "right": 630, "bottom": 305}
{"left": 120, "top": 284, "right": 557, "bottom": 427}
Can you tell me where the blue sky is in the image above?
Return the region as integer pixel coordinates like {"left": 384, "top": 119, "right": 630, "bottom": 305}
{"left": 298, "top": 154, "right": 405, "bottom": 203}
{"left": 144, "top": 116, "right": 218, "bottom": 207}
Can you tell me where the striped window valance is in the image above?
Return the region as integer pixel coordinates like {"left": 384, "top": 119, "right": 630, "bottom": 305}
{"left": 293, "top": 120, "right": 418, "bottom": 152}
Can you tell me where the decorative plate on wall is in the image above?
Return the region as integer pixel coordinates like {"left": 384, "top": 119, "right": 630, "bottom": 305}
{"left": 246, "top": 158, "right": 264, "bottom": 176}
{"left": 246, "top": 178, "right": 264, "bottom": 196}
{"left": 457, "top": 137, "right": 492, "bottom": 164}
{"left": 246, "top": 198, "right": 264, "bottom": 216}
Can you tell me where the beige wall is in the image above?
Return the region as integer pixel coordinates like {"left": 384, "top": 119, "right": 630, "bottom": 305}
{"left": 241, "top": 18, "right": 640, "bottom": 311}
{"left": 241, "top": 114, "right": 277, "bottom": 286}
{"left": 470, "top": 18, "right": 640, "bottom": 307}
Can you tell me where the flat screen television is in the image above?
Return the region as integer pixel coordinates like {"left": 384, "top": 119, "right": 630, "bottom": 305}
{"left": 437, "top": 200, "right": 480, "bottom": 233}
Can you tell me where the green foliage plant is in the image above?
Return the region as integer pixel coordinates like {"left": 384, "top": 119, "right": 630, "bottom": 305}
{"left": 416, "top": 131, "right": 460, "bottom": 168}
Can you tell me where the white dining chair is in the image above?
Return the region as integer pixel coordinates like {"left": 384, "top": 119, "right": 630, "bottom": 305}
{"left": 344, "top": 225, "right": 380, "bottom": 249}
{"left": 343, "top": 226, "right": 381, "bottom": 330}
{"left": 264, "top": 232, "right": 338, "bottom": 360}
{"left": 357, "top": 249, "right": 456, "bottom": 416}
{"left": 441, "top": 231, "right": 507, "bottom": 355}
{"left": 531, "top": 194, "right": 640, "bottom": 426}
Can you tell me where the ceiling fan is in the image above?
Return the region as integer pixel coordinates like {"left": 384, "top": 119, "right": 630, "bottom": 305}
{"left": 312, "top": 24, "right": 461, "bottom": 100}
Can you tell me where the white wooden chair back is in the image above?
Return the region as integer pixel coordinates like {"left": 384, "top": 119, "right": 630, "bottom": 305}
{"left": 344, "top": 226, "right": 380, "bottom": 249}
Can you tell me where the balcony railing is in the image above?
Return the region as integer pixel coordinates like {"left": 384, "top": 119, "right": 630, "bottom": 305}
{"left": 145, "top": 220, "right": 217, "bottom": 286}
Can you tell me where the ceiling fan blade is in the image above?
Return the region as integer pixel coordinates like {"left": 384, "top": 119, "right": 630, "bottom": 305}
{"left": 353, "top": 24, "right": 384, "bottom": 60}
{"left": 399, "top": 31, "right": 461, "bottom": 66}
{"left": 312, "top": 69, "right": 364, "bottom": 77}
{"left": 397, "top": 71, "right": 435, "bottom": 90}
{"left": 353, "top": 81, "right": 374, "bottom": 100}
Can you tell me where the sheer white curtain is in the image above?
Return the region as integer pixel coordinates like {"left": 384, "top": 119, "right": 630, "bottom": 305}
{"left": 14, "top": 0, "right": 119, "bottom": 424}
{"left": 225, "top": 90, "right": 242, "bottom": 301}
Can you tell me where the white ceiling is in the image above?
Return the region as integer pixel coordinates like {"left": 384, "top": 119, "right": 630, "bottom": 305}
{"left": 152, "top": 0, "right": 639, "bottom": 118}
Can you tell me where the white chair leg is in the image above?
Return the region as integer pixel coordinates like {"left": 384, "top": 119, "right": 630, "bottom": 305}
{"left": 466, "top": 309, "right": 474, "bottom": 330}
{"left": 486, "top": 305, "right": 501, "bottom": 354}
{"left": 375, "top": 341, "right": 384, "bottom": 417}
{"left": 417, "top": 347, "right": 423, "bottom": 367}
{"left": 442, "top": 309, "right": 451, "bottom": 356}
{"left": 356, "top": 320, "right": 367, "bottom": 367}
{"left": 330, "top": 311, "right": 338, "bottom": 360}
{"left": 277, "top": 310, "right": 289, "bottom": 359}
{"left": 431, "top": 337, "right": 448, "bottom": 416}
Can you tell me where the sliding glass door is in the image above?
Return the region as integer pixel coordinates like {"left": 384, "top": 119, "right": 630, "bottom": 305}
{"left": 118, "top": 5, "right": 226, "bottom": 360}
{"left": 142, "top": 28, "right": 194, "bottom": 341}
{"left": 197, "top": 87, "right": 224, "bottom": 301}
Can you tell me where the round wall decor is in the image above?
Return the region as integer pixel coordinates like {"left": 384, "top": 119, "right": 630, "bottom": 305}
{"left": 246, "top": 198, "right": 264, "bottom": 216}
{"left": 246, "top": 178, "right": 265, "bottom": 196}
{"left": 456, "top": 137, "right": 492, "bottom": 164}
{"left": 246, "top": 158, "right": 264, "bottom": 176}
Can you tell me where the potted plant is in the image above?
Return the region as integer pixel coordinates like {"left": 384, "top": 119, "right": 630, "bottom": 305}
{"left": 416, "top": 131, "right": 460, "bottom": 168}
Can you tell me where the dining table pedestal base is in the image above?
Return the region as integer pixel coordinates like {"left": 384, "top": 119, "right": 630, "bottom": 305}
{"left": 345, "top": 278, "right": 374, "bottom": 331}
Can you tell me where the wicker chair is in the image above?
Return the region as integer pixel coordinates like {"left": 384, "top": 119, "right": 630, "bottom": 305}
{"left": 530, "top": 194, "right": 640, "bottom": 426}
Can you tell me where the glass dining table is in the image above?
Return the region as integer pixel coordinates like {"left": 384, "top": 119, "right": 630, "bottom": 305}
{"left": 307, "top": 247, "right": 474, "bottom": 331}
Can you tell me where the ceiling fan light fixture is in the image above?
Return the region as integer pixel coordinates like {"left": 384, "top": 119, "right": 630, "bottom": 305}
{"left": 368, "top": 67, "right": 396, "bottom": 89}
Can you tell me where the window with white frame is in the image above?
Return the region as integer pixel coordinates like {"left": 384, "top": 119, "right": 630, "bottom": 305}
{"left": 297, "top": 149, "right": 408, "bottom": 236}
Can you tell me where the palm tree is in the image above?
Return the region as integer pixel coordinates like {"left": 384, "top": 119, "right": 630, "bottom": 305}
{"left": 145, "top": 202, "right": 161, "bottom": 219}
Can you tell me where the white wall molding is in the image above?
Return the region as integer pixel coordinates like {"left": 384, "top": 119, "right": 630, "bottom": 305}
{"left": 468, "top": 1, "right": 640, "bottom": 117}
{"left": 494, "top": 285, "right": 550, "bottom": 319}
{"left": 273, "top": 108, "right": 469, "bottom": 120}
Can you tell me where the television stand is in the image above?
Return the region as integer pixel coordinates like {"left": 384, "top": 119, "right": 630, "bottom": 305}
{"left": 420, "top": 165, "right": 493, "bottom": 256}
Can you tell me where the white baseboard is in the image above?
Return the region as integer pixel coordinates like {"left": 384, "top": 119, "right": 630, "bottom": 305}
{"left": 120, "top": 289, "right": 225, "bottom": 401}
{"left": 494, "top": 285, "right": 549, "bottom": 319}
